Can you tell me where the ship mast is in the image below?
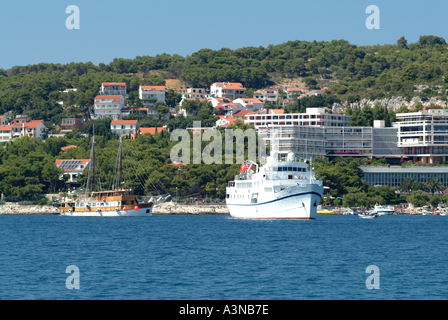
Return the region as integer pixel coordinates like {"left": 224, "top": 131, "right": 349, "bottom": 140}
{"left": 119, "top": 136, "right": 123, "bottom": 191}
{"left": 92, "top": 123, "right": 96, "bottom": 193}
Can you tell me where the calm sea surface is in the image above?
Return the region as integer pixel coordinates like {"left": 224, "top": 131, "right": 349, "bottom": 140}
{"left": 0, "top": 214, "right": 447, "bottom": 300}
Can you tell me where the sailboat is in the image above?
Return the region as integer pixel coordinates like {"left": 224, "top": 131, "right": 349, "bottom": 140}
{"left": 59, "top": 128, "right": 153, "bottom": 217}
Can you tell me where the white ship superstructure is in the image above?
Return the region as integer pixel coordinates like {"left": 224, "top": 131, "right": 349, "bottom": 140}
{"left": 226, "top": 151, "right": 324, "bottom": 219}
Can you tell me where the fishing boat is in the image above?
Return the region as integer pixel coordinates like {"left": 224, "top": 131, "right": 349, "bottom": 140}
{"left": 59, "top": 131, "right": 153, "bottom": 217}
{"left": 225, "top": 148, "right": 324, "bottom": 219}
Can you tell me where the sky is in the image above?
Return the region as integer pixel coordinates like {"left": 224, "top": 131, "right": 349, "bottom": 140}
{"left": 1, "top": 0, "right": 448, "bottom": 70}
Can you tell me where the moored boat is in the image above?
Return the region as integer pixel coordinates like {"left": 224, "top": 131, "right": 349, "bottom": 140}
{"left": 226, "top": 149, "right": 324, "bottom": 219}
{"left": 60, "top": 131, "right": 153, "bottom": 217}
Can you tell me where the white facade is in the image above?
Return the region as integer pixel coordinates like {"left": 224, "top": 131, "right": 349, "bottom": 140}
{"left": 182, "top": 88, "right": 207, "bottom": 94}
{"left": 210, "top": 82, "right": 246, "bottom": 99}
{"left": 244, "top": 107, "right": 350, "bottom": 130}
{"left": 111, "top": 120, "right": 139, "bottom": 136}
{"left": 94, "top": 95, "right": 125, "bottom": 119}
{"left": 10, "top": 120, "right": 47, "bottom": 139}
{"left": 0, "top": 125, "right": 12, "bottom": 141}
{"left": 100, "top": 83, "right": 127, "bottom": 98}
{"left": 395, "top": 107, "right": 448, "bottom": 163}
{"left": 139, "top": 86, "right": 166, "bottom": 106}
{"left": 233, "top": 98, "right": 264, "bottom": 111}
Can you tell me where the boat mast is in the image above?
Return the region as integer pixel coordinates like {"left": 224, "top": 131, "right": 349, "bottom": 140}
{"left": 119, "top": 136, "right": 123, "bottom": 191}
{"left": 92, "top": 123, "right": 96, "bottom": 193}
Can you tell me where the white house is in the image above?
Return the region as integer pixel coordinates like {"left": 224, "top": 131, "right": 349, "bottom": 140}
{"left": 210, "top": 82, "right": 246, "bottom": 99}
{"left": 181, "top": 88, "right": 207, "bottom": 94}
{"left": 10, "top": 120, "right": 47, "bottom": 139}
{"left": 94, "top": 95, "right": 125, "bottom": 119}
{"left": 139, "top": 86, "right": 166, "bottom": 107}
{"left": 215, "top": 102, "right": 245, "bottom": 116}
{"left": 216, "top": 115, "right": 237, "bottom": 128}
{"left": 55, "top": 159, "right": 92, "bottom": 183}
{"left": 254, "top": 88, "right": 279, "bottom": 102}
{"left": 232, "top": 98, "right": 264, "bottom": 111}
{"left": 110, "top": 120, "right": 139, "bottom": 136}
{"left": 0, "top": 125, "right": 12, "bottom": 141}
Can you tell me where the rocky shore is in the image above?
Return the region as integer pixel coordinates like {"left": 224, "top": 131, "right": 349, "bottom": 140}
{"left": 152, "top": 201, "right": 229, "bottom": 215}
{"left": 0, "top": 204, "right": 60, "bottom": 215}
{"left": 0, "top": 202, "right": 230, "bottom": 215}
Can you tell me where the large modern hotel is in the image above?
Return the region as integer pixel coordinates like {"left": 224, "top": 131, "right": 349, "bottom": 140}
{"left": 246, "top": 106, "right": 448, "bottom": 190}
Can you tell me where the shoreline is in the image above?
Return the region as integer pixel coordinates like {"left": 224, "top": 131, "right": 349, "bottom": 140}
{"left": 0, "top": 202, "right": 230, "bottom": 215}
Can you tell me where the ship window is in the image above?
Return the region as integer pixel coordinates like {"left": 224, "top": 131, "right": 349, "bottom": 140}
{"left": 297, "top": 168, "right": 302, "bottom": 172}
{"left": 288, "top": 167, "right": 293, "bottom": 171}
{"left": 293, "top": 167, "right": 297, "bottom": 172}
{"left": 278, "top": 167, "right": 283, "bottom": 172}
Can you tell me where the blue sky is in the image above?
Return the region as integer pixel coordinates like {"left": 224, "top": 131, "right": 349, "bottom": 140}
{"left": 1, "top": 0, "right": 447, "bottom": 70}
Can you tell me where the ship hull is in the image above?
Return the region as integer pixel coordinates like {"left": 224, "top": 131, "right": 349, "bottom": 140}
{"left": 227, "top": 185, "right": 323, "bottom": 219}
{"left": 60, "top": 206, "right": 152, "bottom": 217}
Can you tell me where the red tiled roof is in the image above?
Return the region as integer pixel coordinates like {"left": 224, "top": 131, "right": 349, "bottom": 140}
{"left": 213, "top": 82, "right": 245, "bottom": 90}
{"left": 270, "top": 109, "right": 284, "bottom": 115}
{"left": 236, "top": 98, "right": 263, "bottom": 104}
{"left": 140, "top": 86, "right": 166, "bottom": 91}
{"left": 102, "top": 82, "right": 126, "bottom": 87}
{"left": 219, "top": 115, "right": 236, "bottom": 121}
{"left": 94, "top": 95, "right": 122, "bottom": 99}
{"left": 0, "top": 125, "right": 11, "bottom": 131}
{"left": 170, "top": 161, "right": 188, "bottom": 167}
{"left": 233, "top": 110, "right": 255, "bottom": 116}
{"left": 24, "top": 120, "right": 44, "bottom": 129}
{"left": 137, "top": 127, "right": 165, "bottom": 135}
{"left": 111, "top": 120, "right": 138, "bottom": 125}
{"left": 61, "top": 145, "right": 78, "bottom": 151}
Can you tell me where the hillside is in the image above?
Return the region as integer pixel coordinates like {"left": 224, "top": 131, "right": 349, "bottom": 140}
{"left": 1, "top": 35, "right": 448, "bottom": 129}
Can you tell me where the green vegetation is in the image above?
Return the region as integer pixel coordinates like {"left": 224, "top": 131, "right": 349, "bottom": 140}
{"left": 2, "top": 36, "right": 448, "bottom": 203}
{"left": 2, "top": 35, "right": 448, "bottom": 130}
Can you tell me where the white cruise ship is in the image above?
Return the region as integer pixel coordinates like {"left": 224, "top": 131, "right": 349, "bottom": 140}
{"left": 226, "top": 151, "right": 324, "bottom": 219}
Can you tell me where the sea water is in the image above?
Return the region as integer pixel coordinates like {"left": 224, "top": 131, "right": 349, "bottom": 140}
{"left": 0, "top": 214, "right": 447, "bottom": 299}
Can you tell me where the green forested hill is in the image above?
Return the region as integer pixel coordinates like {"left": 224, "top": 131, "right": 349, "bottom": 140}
{"left": 2, "top": 35, "right": 448, "bottom": 128}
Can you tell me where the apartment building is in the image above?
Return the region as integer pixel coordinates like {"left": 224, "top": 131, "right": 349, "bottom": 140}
{"left": 395, "top": 107, "right": 448, "bottom": 164}
{"left": 111, "top": 120, "right": 139, "bottom": 136}
{"left": 100, "top": 82, "right": 127, "bottom": 98}
{"left": 244, "top": 107, "right": 350, "bottom": 129}
{"left": 139, "top": 86, "right": 166, "bottom": 107}
{"left": 210, "top": 82, "right": 246, "bottom": 100}
{"left": 94, "top": 95, "right": 125, "bottom": 119}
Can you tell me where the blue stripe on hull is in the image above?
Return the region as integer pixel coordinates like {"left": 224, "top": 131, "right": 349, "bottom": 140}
{"left": 226, "top": 191, "right": 323, "bottom": 207}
